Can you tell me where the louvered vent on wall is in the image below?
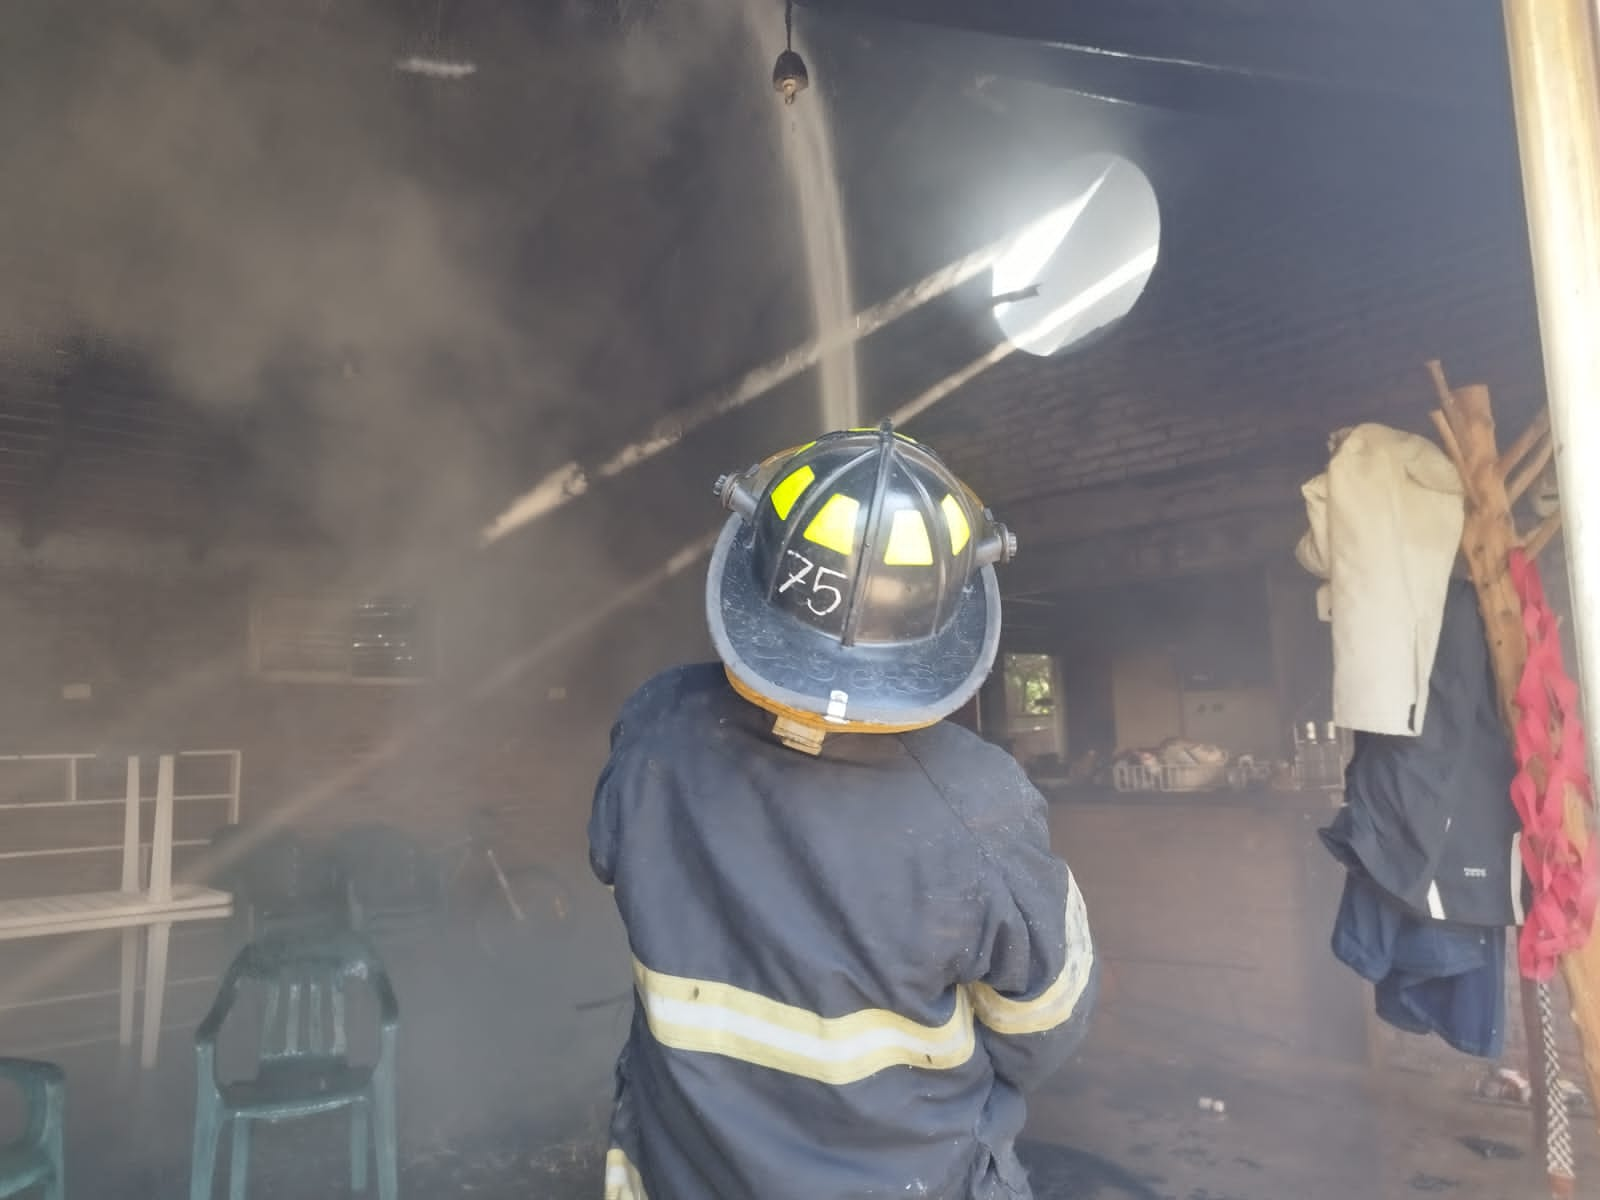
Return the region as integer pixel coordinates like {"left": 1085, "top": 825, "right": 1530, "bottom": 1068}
{"left": 248, "top": 592, "right": 429, "bottom": 684}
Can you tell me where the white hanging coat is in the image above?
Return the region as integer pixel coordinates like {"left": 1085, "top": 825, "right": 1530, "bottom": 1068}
{"left": 1296, "top": 423, "right": 1465, "bottom": 736}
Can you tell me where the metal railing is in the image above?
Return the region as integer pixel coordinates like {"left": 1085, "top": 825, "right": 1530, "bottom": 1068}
{"left": 0, "top": 750, "right": 242, "bottom": 868}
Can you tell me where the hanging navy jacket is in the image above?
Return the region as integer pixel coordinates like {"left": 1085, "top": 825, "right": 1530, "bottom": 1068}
{"left": 589, "top": 663, "right": 1097, "bottom": 1200}
{"left": 1331, "top": 872, "right": 1506, "bottom": 1058}
{"left": 1321, "top": 579, "right": 1521, "bottom": 927}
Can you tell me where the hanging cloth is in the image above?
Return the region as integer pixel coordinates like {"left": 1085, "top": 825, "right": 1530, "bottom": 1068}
{"left": 1507, "top": 549, "right": 1600, "bottom": 980}
{"left": 1320, "top": 579, "right": 1521, "bottom": 927}
{"left": 1296, "top": 424, "right": 1465, "bottom": 735}
{"left": 1331, "top": 871, "right": 1506, "bottom": 1058}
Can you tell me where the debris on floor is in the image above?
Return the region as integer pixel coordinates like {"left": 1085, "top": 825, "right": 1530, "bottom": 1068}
{"left": 1016, "top": 1141, "right": 1167, "bottom": 1200}
{"left": 1456, "top": 1134, "right": 1522, "bottom": 1161}
{"left": 1409, "top": 1173, "right": 1461, "bottom": 1192}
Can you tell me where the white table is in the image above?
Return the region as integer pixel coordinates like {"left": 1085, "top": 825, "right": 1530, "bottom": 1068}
{"left": 0, "top": 755, "right": 233, "bottom": 1067}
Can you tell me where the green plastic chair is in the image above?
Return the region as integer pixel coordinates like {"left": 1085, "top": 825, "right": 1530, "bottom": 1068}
{"left": 205, "top": 826, "right": 348, "bottom": 943}
{"left": 330, "top": 825, "right": 444, "bottom": 947}
{"left": 0, "top": 1058, "right": 64, "bottom": 1200}
{"left": 190, "top": 930, "right": 400, "bottom": 1200}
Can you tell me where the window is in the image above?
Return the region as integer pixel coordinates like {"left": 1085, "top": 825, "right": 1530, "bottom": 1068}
{"left": 249, "top": 591, "right": 431, "bottom": 684}
{"left": 991, "top": 152, "right": 1160, "bottom": 358}
{"left": 1003, "top": 652, "right": 1058, "bottom": 720}
{"left": 998, "top": 652, "right": 1067, "bottom": 773}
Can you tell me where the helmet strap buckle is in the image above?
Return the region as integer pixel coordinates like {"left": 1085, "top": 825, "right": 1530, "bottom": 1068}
{"left": 771, "top": 713, "right": 827, "bottom": 756}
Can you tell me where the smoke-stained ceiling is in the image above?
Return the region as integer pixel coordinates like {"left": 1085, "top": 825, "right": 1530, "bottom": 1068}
{"left": 798, "top": 0, "right": 1508, "bottom": 118}
{"left": 797, "top": 3, "right": 1539, "bottom": 515}
{"left": 0, "top": 0, "right": 1542, "bottom": 580}
{"left": 0, "top": 0, "right": 809, "bottom": 557}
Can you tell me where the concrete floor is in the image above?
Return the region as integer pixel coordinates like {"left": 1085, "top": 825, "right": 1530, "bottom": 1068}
{"left": 1, "top": 897, "right": 1593, "bottom": 1199}
{"left": 1033, "top": 1012, "right": 1594, "bottom": 1200}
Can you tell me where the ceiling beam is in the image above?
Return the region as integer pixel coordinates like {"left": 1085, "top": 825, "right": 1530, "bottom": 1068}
{"left": 797, "top": 0, "right": 1505, "bottom": 119}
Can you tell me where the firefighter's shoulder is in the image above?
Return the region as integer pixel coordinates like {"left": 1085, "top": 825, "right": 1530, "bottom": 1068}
{"left": 610, "top": 661, "right": 727, "bottom": 744}
{"left": 903, "top": 720, "right": 1049, "bottom": 838}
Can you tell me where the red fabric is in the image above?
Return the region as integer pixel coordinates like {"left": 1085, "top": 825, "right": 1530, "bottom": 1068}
{"left": 1508, "top": 549, "right": 1600, "bottom": 980}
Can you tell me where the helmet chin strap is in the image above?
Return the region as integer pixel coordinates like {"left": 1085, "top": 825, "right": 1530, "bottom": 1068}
{"left": 722, "top": 666, "right": 936, "bottom": 755}
{"left": 725, "top": 668, "right": 831, "bottom": 754}
{"left": 771, "top": 713, "right": 829, "bottom": 757}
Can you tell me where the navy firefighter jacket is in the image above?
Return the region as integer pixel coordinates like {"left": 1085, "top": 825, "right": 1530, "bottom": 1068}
{"left": 589, "top": 663, "right": 1097, "bottom": 1200}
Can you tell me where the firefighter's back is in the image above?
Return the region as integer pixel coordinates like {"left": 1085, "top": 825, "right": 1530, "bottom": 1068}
{"left": 591, "top": 662, "right": 1069, "bottom": 1200}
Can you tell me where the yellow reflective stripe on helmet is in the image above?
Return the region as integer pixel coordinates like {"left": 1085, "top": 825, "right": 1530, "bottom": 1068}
{"left": 803, "top": 493, "right": 861, "bottom": 555}
{"left": 632, "top": 957, "right": 976, "bottom": 1085}
{"left": 883, "top": 510, "right": 934, "bottom": 566}
{"left": 940, "top": 494, "right": 971, "bottom": 555}
{"left": 770, "top": 465, "right": 815, "bottom": 520}
{"left": 604, "top": 1149, "right": 648, "bottom": 1200}
{"left": 969, "top": 879, "right": 1095, "bottom": 1037}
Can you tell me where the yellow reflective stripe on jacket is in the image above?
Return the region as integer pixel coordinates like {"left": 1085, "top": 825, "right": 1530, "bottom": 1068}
{"left": 632, "top": 958, "right": 976, "bottom": 1085}
{"left": 970, "top": 877, "right": 1095, "bottom": 1037}
{"left": 604, "top": 1148, "right": 648, "bottom": 1200}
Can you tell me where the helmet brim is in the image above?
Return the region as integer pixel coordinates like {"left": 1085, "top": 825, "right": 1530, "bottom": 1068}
{"left": 705, "top": 514, "right": 1002, "bottom": 729}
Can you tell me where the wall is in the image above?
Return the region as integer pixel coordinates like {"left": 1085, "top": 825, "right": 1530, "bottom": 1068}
{"left": 1181, "top": 685, "right": 1281, "bottom": 761}
{"left": 1110, "top": 650, "right": 1182, "bottom": 753}
{"left": 1107, "top": 660, "right": 1280, "bottom": 758}
{"left": 0, "top": 538, "right": 711, "bottom": 902}
{"left": 1020, "top": 568, "right": 1284, "bottom": 759}
{"left": 1052, "top": 790, "right": 1369, "bottom": 1064}
{"left": 1265, "top": 561, "right": 1336, "bottom": 735}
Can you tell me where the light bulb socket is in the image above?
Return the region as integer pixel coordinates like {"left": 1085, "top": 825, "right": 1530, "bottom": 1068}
{"left": 773, "top": 49, "right": 809, "bottom": 104}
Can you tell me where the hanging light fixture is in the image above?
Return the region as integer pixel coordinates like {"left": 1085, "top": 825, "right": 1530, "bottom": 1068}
{"left": 772, "top": 0, "right": 809, "bottom": 105}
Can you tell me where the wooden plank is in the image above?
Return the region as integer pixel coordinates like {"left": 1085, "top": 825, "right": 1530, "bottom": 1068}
{"left": 139, "top": 921, "right": 172, "bottom": 1069}
{"left": 120, "top": 756, "right": 141, "bottom": 893}
{"left": 148, "top": 755, "right": 175, "bottom": 904}
{"left": 119, "top": 929, "right": 139, "bottom": 1047}
{"left": 0, "top": 885, "right": 232, "bottom": 931}
{"left": 1429, "top": 361, "right": 1600, "bottom": 1184}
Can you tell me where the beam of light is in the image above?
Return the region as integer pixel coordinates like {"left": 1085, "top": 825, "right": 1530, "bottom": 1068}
{"left": 1006, "top": 242, "right": 1159, "bottom": 351}
{"left": 0, "top": 527, "right": 720, "bottom": 1019}
{"left": 477, "top": 462, "right": 589, "bottom": 545}
{"left": 477, "top": 197, "right": 1110, "bottom": 548}
{"left": 990, "top": 165, "right": 1109, "bottom": 317}
{"left": 889, "top": 243, "right": 1161, "bottom": 428}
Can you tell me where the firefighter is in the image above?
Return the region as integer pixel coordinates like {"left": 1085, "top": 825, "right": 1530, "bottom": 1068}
{"left": 590, "top": 422, "right": 1097, "bottom": 1200}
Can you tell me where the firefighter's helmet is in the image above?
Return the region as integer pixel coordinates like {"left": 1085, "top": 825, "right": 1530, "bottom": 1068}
{"left": 707, "top": 421, "right": 1016, "bottom": 754}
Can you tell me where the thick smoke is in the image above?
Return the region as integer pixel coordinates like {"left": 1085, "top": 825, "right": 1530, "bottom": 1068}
{"left": 0, "top": 6, "right": 798, "bottom": 1143}
{"left": 0, "top": 0, "right": 790, "bottom": 559}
